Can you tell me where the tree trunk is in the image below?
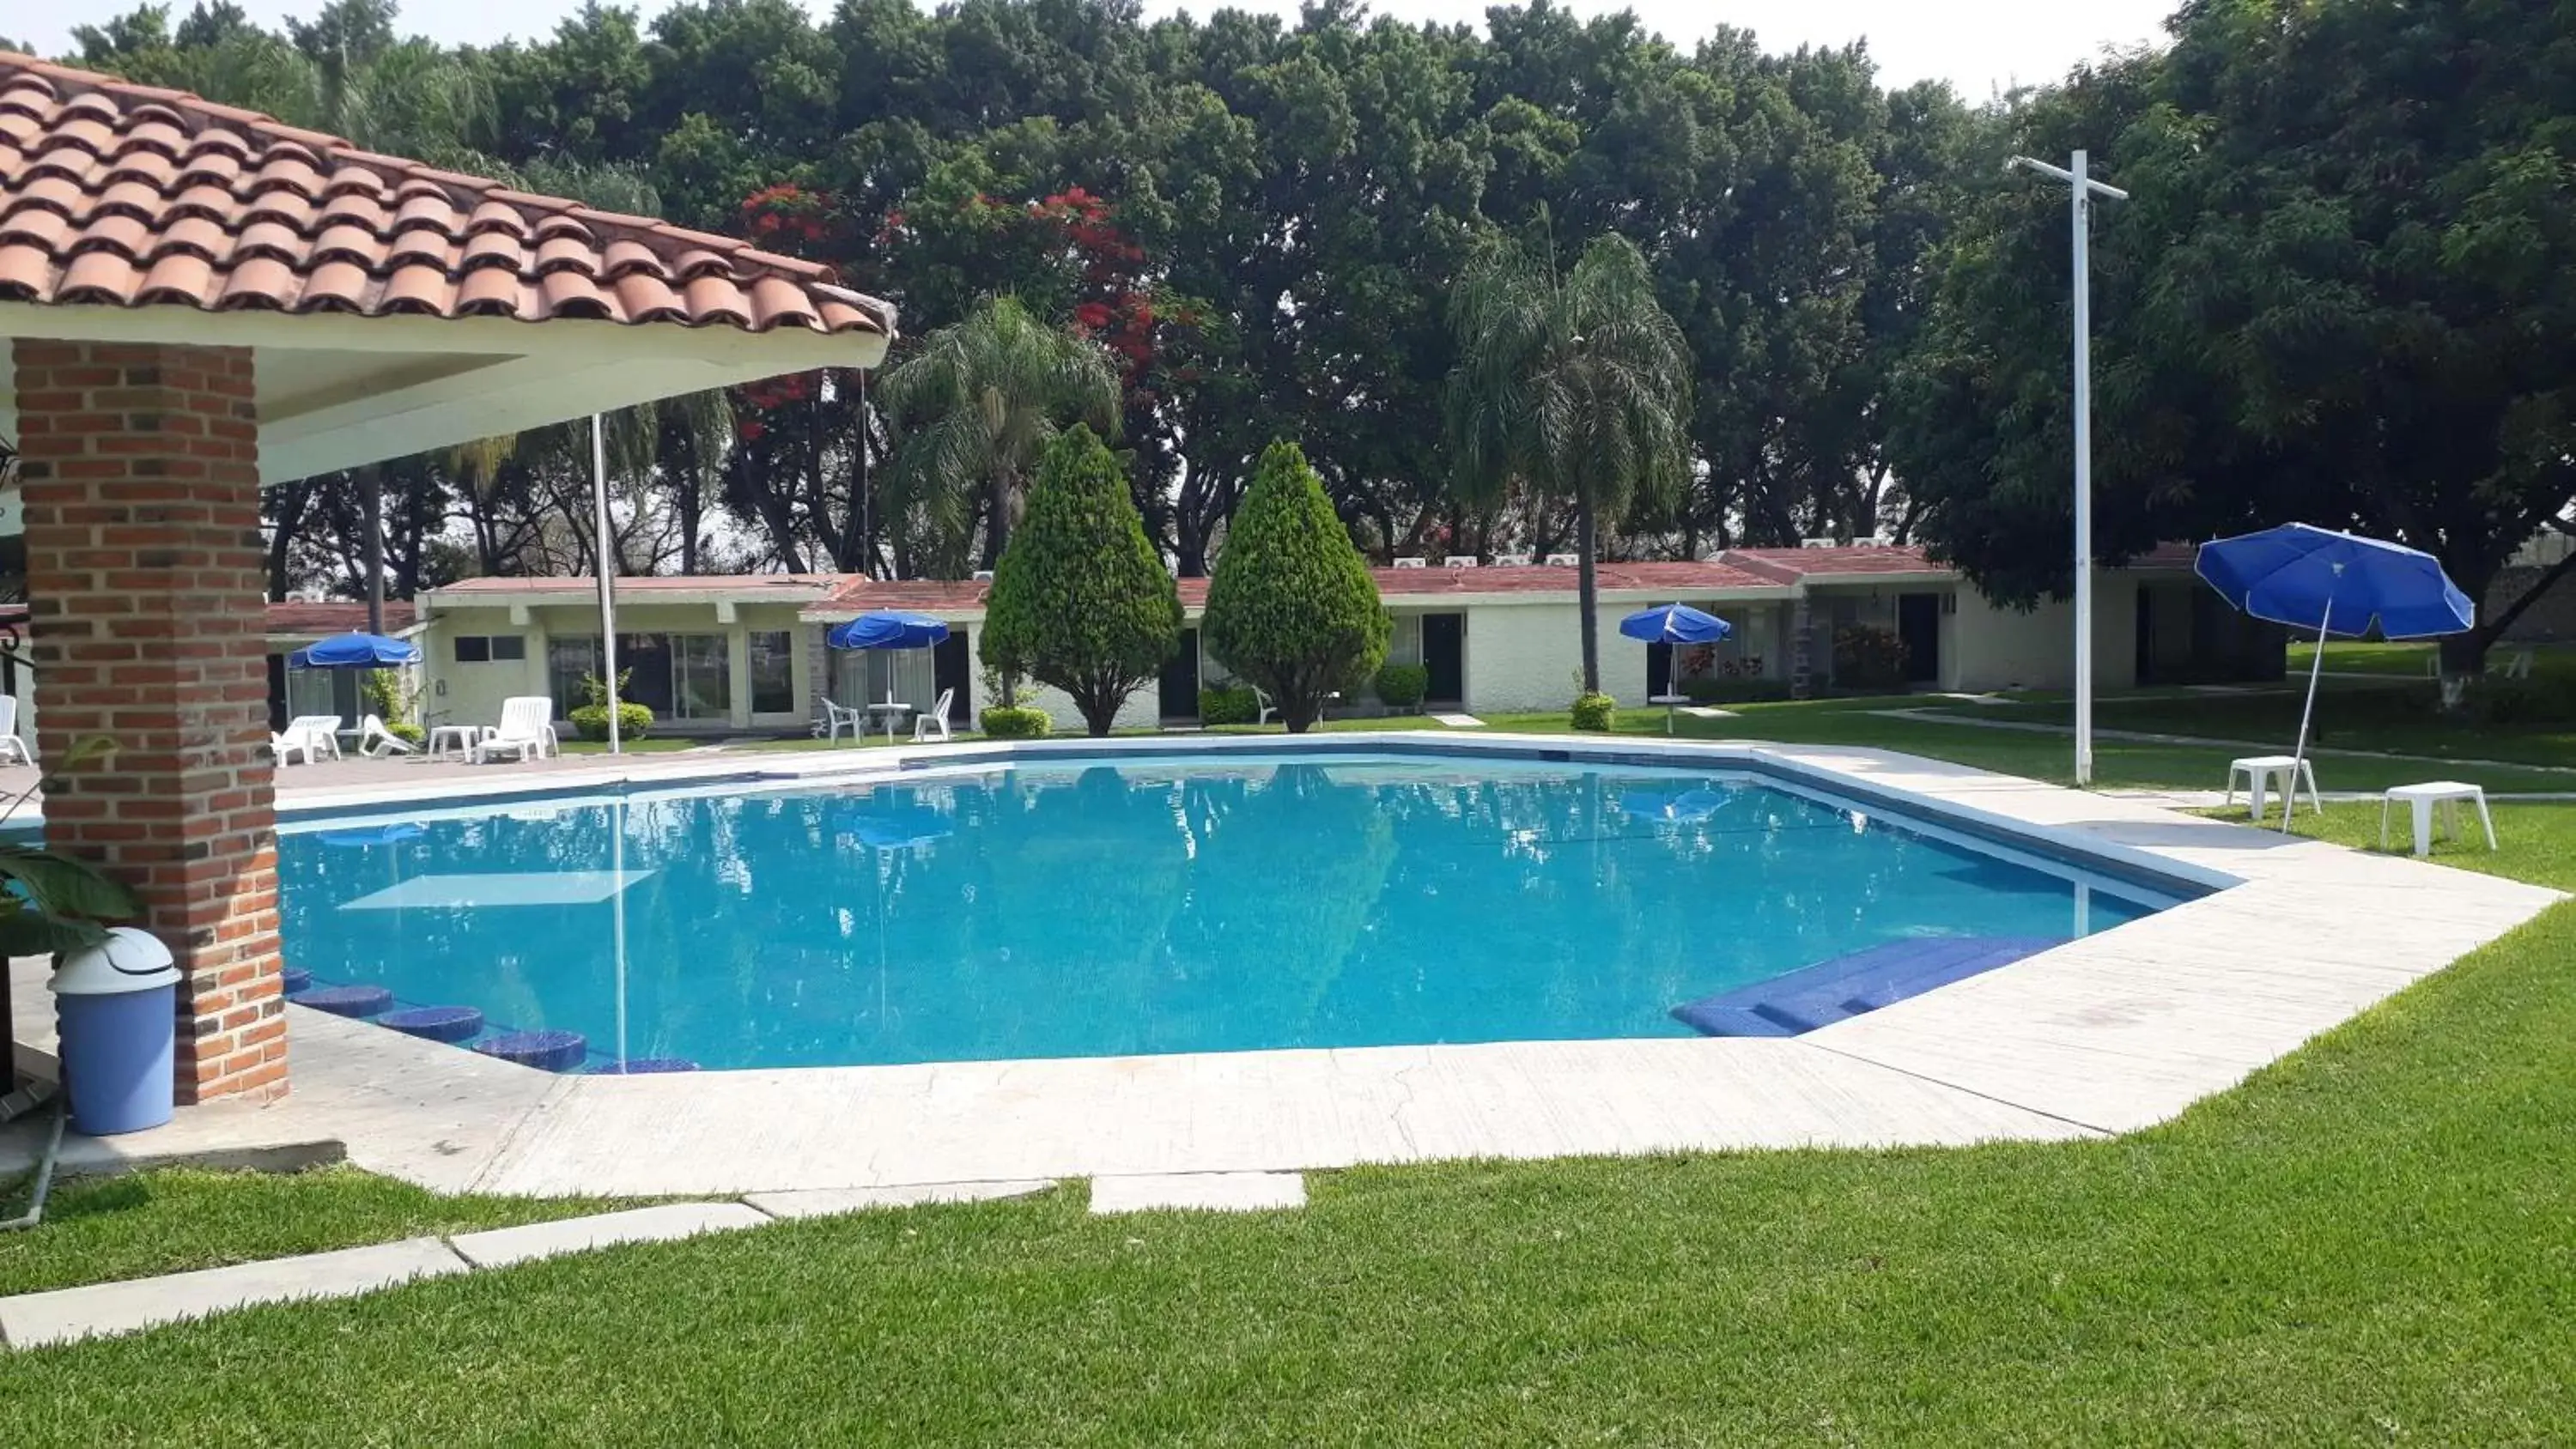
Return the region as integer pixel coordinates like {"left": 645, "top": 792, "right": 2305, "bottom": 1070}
{"left": 361, "top": 464, "right": 384, "bottom": 634}
{"left": 985, "top": 467, "right": 1013, "bottom": 569}
{"left": 2439, "top": 633, "right": 2492, "bottom": 678}
{"left": 1576, "top": 495, "right": 1601, "bottom": 694}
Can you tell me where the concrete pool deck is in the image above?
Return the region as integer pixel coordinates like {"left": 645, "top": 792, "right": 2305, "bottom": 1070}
{"left": 7, "top": 735, "right": 2561, "bottom": 1197}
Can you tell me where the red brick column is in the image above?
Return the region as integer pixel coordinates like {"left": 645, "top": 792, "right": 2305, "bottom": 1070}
{"left": 13, "top": 338, "right": 285, "bottom": 1105}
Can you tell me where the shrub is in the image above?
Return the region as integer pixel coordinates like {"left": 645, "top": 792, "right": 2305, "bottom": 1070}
{"left": 1199, "top": 684, "right": 1261, "bottom": 725}
{"left": 1832, "top": 624, "right": 1911, "bottom": 692}
{"left": 386, "top": 721, "right": 427, "bottom": 747}
{"left": 2458, "top": 674, "right": 2576, "bottom": 725}
{"left": 568, "top": 702, "right": 653, "bottom": 742}
{"left": 1679, "top": 676, "right": 1791, "bottom": 705}
{"left": 1203, "top": 440, "right": 1391, "bottom": 733}
{"left": 1571, "top": 692, "right": 1617, "bottom": 731}
{"left": 981, "top": 427, "right": 1182, "bottom": 737}
{"left": 1374, "top": 663, "right": 1430, "bottom": 711}
{"left": 978, "top": 706, "right": 1053, "bottom": 738}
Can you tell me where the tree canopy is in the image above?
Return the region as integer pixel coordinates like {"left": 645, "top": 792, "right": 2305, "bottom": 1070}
{"left": 1892, "top": 0, "right": 2576, "bottom": 668}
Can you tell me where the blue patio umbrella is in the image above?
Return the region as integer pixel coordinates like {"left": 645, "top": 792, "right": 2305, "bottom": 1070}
{"left": 2196, "top": 523, "right": 2475, "bottom": 831}
{"left": 288, "top": 632, "right": 422, "bottom": 670}
{"left": 1619, "top": 603, "right": 1732, "bottom": 733}
{"left": 828, "top": 611, "right": 953, "bottom": 741}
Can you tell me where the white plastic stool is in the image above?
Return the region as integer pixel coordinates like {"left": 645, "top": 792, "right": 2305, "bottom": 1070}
{"left": 2380, "top": 781, "right": 2496, "bottom": 858}
{"left": 2226, "top": 755, "right": 2320, "bottom": 825}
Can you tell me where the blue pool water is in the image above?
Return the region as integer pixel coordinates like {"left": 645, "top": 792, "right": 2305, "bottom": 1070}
{"left": 276, "top": 755, "right": 2168, "bottom": 1070}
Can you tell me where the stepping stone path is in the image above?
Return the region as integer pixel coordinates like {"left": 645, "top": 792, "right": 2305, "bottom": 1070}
{"left": 0, "top": 1179, "right": 1066, "bottom": 1349}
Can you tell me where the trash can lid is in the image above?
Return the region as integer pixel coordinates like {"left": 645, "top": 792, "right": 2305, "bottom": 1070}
{"left": 51, "top": 926, "right": 181, "bottom": 996}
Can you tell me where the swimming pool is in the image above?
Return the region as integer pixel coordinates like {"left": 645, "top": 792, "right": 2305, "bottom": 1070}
{"left": 276, "top": 752, "right": 2177, "bottom": 1071}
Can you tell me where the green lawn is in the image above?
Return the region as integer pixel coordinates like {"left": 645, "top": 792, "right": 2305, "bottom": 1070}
{"left": 9, "top": 707, "right": 2572, "bottom": 1441}
{"left": 2289, "top": 638, "right": 2576, "bottom": 680}
{"left": 1909, "top": 683, "right": 2576, "bottom": 779}
{"left": 555, "top": 736, "right": 711, "bottom": 755}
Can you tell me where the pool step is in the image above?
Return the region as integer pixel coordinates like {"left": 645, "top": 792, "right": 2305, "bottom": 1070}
{"left": 1671, "top": 936, "right": 2064, "bottom": 1038}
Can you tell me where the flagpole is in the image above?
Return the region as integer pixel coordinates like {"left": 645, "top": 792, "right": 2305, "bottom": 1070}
{"left": 591, "top": 415, "right": 622, "bottom": 757}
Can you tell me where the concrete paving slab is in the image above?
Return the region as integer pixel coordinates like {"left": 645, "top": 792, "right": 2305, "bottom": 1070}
{"left": 447, "top": 1202, "right": 770, "bottom": 1269}
{"left": 744, "top": 1179, "right": 1056, "bottom": 1218}
{"left": 0, "top": 1237, "right": 468, "bottom": 1349}
{"left": 1090, "top": 1171, "right": 1306, "bottom": 1214}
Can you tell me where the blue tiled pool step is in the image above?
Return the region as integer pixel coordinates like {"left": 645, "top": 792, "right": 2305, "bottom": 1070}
{"left": 1671, "top": 936, "right": 2065, "bottom": 1037}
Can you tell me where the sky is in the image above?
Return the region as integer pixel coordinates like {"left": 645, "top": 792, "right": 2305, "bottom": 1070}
{"left": 21, "top": 0, "right": 2176, "bottom": 100}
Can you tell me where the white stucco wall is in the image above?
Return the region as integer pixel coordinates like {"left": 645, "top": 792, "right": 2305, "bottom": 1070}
{"left": 1942, "top": 576, "right": 2142, "bottom": 693}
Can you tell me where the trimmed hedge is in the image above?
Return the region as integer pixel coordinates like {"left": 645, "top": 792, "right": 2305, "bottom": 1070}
{"left": 1571, "top": 692, "right": 1617, "bottom": 731}
{"left": 1199, "top": 684, "right": 1261, "bottom": 725}
{"left": 568, "top": 702, "right": 653, "bottom": 742}
{"left": 1374, "top": 663, "right": 1430, "bottom": 711}
{"left": 978, "top": 706, "right": 1053, "bottom": 738}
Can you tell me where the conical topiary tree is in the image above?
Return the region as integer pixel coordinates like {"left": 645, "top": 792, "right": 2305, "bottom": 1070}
{"left": 980, "top": 426, "right": 1182, "bottom": 736}
{"left": 1203, "top": 440, "right": 1391, "bottom": 732}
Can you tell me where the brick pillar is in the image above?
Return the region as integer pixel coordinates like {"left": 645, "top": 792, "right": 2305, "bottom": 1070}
{"left": 14, "top": 339, "right": 285, "bottom": 1105}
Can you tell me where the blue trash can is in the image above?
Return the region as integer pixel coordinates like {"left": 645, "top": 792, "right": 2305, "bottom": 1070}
{"left": 52, "top": 927, "right": 181, "bottom": 1136}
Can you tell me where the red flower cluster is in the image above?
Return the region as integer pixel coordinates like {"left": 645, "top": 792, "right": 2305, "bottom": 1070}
{"left": 740, "top": 183, "right": 832, "bottom": 253}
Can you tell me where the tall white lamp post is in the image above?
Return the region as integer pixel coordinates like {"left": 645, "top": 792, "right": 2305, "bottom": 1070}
{"left": 590, "top": 414, "right": 622, "bottom": 756}
{"left": 2008, "top": 150, "right": 2127, "bottom": 786}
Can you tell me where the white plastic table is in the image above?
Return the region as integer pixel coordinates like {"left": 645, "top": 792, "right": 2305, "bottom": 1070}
{"left": 866, "top": 700, "right": 913, "bottom": 743}
{"left": 2227, "top": 755, "right": 2320, "bottom": 825}
{"left": 426, "top": 724, "right": 488, "bottom": 761}
{"left": 2380, "top": 781, "right": 2497, "bottom": 858}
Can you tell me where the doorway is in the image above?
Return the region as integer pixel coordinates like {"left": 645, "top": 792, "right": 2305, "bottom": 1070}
{"left": 1422, "top": 614, "right": 1465, "bottom": 706}
{"left": 1897, "top": 593, "right": 1941, "bottom": 685}
{"left": 933, "top": 631, "right": 973, "bottom": 722}
{"left": 1157, "top": 628, "right": 1200, "bottom": 720}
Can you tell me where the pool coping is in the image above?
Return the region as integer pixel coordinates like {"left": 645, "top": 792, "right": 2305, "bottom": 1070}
{"left": 10, "top": 733, "right": 2562, "bottom": 1196}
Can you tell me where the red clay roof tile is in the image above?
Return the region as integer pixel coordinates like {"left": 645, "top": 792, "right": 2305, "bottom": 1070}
{"left": 0, "top": 52, "right": 895, "bottom": 341}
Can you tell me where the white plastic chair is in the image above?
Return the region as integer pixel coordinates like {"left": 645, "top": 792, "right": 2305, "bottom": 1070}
{"left": 1252, "top": 686, "right": 1279, "bottom": 727}
{"left": 912, "top": 688, "right": 956, "bottom": 743}
{"left": 813, "top": 697, "right": 865, "bottom": 743}
{"left": 474, "top": 696, "right": 559, "bottom": 763}
{"left": 270, "top": 731, "right": 317, "bottom": 766}
{"left": 285, "top": 715, "right": 345, "bottom": 761}
{"left": 0, "top": 695, "right": 28, "bottom": 767}
{"left": 357, "top": 714, "right": 416, "bottom": 758}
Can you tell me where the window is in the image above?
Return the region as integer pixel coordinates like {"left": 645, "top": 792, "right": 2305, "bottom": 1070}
{"left": 748, "top": 631, "right": 796, "bottom": 715}
{"left": 453, "top": 635, "right": 526, "bottom": 664}
{"left": 671, "top": 634, "right": 731, "bottom": 721}
{"left": 547, "top": 636, "right": 599, "bottom": 718}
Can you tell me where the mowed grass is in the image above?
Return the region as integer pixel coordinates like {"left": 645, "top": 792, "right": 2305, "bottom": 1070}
{"left": 0, "top": 1167, "right": 621, "bottom": 1297}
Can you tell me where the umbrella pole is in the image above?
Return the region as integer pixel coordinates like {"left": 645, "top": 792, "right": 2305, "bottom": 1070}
{"left": 2283, "top": 604, "right": 2331, "bottom": 834}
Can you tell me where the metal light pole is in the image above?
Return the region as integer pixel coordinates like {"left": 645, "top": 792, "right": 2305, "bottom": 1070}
{"left": 590, "top": 414, "right": 622, "bottom": 756}
{"left": 2008, "top": 150, "right": 2127, "bottom": 786}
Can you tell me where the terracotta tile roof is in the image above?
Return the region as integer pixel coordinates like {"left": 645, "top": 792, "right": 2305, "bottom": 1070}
{"left": 806, "top": 560, "right": 1791, "bottom": 618}
{"left": 1718, "top": 545, "right": 1951, "bottom": 579}
{"left": 0, "top": 53, "right": 894, "bottom": 338}
{"left": 264, "top": 599, "right": 416, "bottom": 637}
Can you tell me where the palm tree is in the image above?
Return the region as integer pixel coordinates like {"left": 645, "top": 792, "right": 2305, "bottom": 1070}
{"left": 875, "top": 296, "right": 1121, "bottom": 572}
{"left": 1444, "top": 228, "right": 1694, "bottom": 694}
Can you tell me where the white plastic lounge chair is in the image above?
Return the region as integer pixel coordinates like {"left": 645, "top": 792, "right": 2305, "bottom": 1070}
{"left": 0, "top": 695, "right": 28, "bottom": 767}
{"left": 270, "top": 731, "right": 317, "bottom": 766}
{"left": 813, "top": 696, "right": 865, "bottom": 743}
{"left": 1253, "top": 686, "right": 1278, "bottom": 727}
{"left": 285, "top": 715, "right": 345, "bottom": 761}
{"left": 357, "top": 714, "right": 416, "bottom": 758}
{"left": 474, "top": 696, "right": 559, "bottom": 763}
{"left": 913, "top": 688, "right": 956, "bottom": 743}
